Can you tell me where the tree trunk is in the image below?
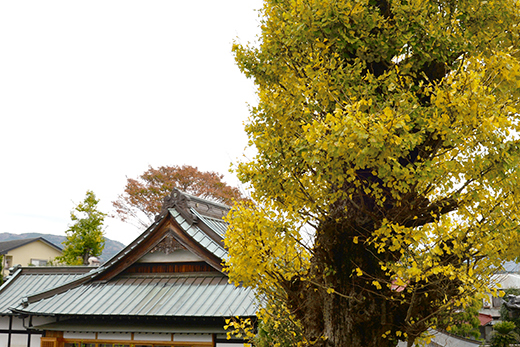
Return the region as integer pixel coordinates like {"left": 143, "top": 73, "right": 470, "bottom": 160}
{"left": 287, "top": 215, "right": 405, "bottom": 347}
{"left": 289, "top": 276, "right": 401, "bottom": 346}
{"left": 82, "top": 250, "right": 91, "bottom": 265}
{"left": 321, "top": 294, "right": 399, "bottom": 347}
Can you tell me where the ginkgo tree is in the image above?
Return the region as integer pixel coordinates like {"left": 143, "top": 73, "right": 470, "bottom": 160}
{"left": 224, "top": 0, "right": 520, "bottom": 346}
{"left": 56, "top": 190, "right": 106, "bottom": 266}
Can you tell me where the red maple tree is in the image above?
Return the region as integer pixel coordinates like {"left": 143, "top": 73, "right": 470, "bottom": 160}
{"left": 113, "top": 165, "right": 244, "bottom": 229}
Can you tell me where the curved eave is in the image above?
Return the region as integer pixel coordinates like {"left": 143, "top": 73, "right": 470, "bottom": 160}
{"left": 14, "top": 274, "right": 257, "bottom": 318}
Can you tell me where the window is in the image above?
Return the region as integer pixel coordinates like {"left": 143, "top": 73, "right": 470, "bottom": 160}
{"left": 30, "top": 259, "right": 47, "bottom": 266}
{"left": 5, "top": 255, "right": 12, "bottom": 268}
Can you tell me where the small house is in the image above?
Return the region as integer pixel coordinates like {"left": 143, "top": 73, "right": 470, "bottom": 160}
{"left": 0, "top": 238, "right": 63, "bottom": 277}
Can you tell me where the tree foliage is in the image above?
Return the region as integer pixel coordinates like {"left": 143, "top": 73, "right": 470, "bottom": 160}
{"left": 56, "top": 190, "right": 106, "bottom": 266}
{"left": 113, "top": 165, "right": 244, "bottom": 229}
{"left": 225, "top": 0, "right": 520, "bottom": 346}
{"left": 448, "top": 297, "right": 482, "bottom": 340}
{"left": 491, "top": 321, "right": 519, "bottom": 347}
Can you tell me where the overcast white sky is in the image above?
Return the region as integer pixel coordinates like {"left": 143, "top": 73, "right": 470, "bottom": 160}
{"left": 0, "top": 1, "right": 263, "bottom": 245}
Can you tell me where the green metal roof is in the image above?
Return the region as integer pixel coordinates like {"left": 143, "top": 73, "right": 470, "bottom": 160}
{"left": 0, "top": 267, "right": 93, "bottom": 315}
{"left": 169, "top": 208, "right": 227, "bottom": 259}
{"left": 14, "top": 273, "right": 256, "bottom": 317}
{"left": 190, "top": 208, "right": 228, "bottom": 238}
{"left": 8, "top": 190, "right": 257, "bottom": 322}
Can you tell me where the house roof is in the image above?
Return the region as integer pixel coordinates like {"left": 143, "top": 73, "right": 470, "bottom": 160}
{"left": 0, "top": 237, "right": 63, "bottom": 254}
{"left": 14, "top": 273, "right": 256, "bottom": 317}
{"left": 10, "top": 189, "right": 257, "bottom": 320}
{"left": 0, "top": 266, "right": 93, "bottom": 315}
{"left": 478, "top": 313, "right": 493, "bottom": 326}
{"left": 191, "top": 208, "right": 228, "bottom": 238}
{"left": 169, "top": 207, "right": 227, "bottom": 260}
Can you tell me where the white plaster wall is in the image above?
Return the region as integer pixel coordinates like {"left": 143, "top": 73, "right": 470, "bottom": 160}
{"left": 0, "top": 317, "right": 42, "bottom": 347}
{"left": 11, "top": 317, "right": 25, "bottom": 329}
{"left": 173, "top": 333, "right": 212, "bottom": 342}
{"left": 63, "top": 332, "right": 96, "bottom": 339}
{"left": 134, "top": 333, "right": 171, "bottom": 341}
{"left": 30, "top": 334, "right": 41, "bottom": 347}
{"left": 0, "top": 316, "right": 10, "bottom": 329}
{"left": 10, "top": 333, "right": 28, "bottom": 347}
{"left": 97, "top": 332, "right": 131, "bottom": 340}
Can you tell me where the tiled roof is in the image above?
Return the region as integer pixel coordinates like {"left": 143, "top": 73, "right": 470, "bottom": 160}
{"left": 15, "top": 273, "right": 256, "bottom": 317}
{"left": 478, "top": 313, "right": 493, "bottom": 326}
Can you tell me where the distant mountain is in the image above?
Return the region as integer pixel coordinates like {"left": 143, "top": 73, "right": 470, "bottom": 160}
{"left": 0, "top": 233, "right": 126, "bottom": 262}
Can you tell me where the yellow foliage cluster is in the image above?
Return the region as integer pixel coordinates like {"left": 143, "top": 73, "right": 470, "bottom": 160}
{"left": 226, "top": 0, "right": 520, "bottom": 345}
{"left": 225, "top": 317, "right": 257, "bottom": 341}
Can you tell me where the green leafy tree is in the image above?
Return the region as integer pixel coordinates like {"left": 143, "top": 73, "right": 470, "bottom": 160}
{"left": 56, "top": 190, "right": 106, "bottom": 265}
{"left": 491, "top": 321, "right": 519, "bottom": 347}
{"left": 113, "top": 165, "right": 245, "bottom": 229}
{"left": 448, "top": 297, "right": 482, "bottom": 340}
{"left": 224, "top": 0, "right": 520, "bottom": 346}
